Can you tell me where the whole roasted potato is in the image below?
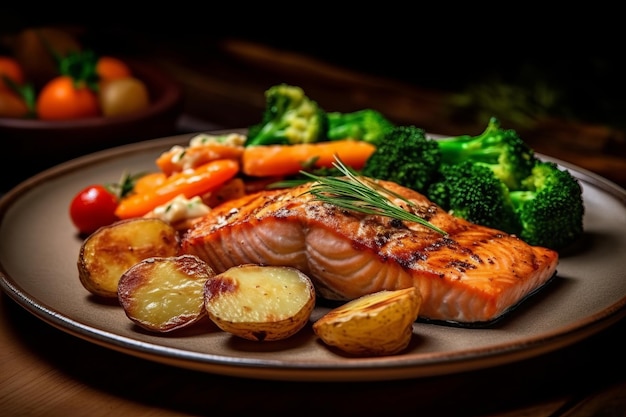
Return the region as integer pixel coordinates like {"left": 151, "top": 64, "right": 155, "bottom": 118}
{"left": 204, "top": 264, "right": 316, "bottom": 341}
{"left": 313, "top": 287, "right": 422, "bottom": 356}
{"left": 118, "top": 254, "right": 215, "bottom": 332}
{"left": 77, "top": 218, "right": 180, "bottom": 298}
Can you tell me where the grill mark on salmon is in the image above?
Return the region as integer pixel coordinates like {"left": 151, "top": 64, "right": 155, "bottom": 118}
{"left": 180, "top": 180, "right": 559, "bottom": 324}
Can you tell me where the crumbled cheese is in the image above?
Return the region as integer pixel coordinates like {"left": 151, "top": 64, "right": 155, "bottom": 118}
{"left": 167, "top": 145, "right": 187, "bottom": 164}
{"left": 152, "top": 194, "right": 211, "bottom": 224}
{"left": 189, "top": 132, "right": 246, "bottom": 147}
{"left": 162, "top": 133, "right": 247, "bottom": 173}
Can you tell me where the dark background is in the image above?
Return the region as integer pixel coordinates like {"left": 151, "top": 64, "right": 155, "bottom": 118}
{"left": 2, "top": 8, "right": 623, "bottom": 132}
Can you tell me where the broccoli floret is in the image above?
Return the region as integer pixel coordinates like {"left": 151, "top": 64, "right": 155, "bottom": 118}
{"left": 361, "top": 125, "right": 441, "bottom": 193}
{"left": 436, "top": 117, "right": 536, "bottom": 190}
{"left": 424, "top": 179, "right": 449, "bottom": 209}
{"left": 245, "top": 84, "right": 328, "bottom": 146}
{"left": 427, "top": 161, "right": 519, "bottom": 234}
{"left": 509, "top": 160, "right": 584, "bottom": 250}
{"left": 326, "top": 109, "right": 395, "bottom": 145}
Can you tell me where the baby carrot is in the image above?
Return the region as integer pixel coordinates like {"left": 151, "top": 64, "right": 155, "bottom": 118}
{"left": 241, "top": 140, "right": 376, "bottom": 177}
{"left": 115, "top": 159, "right": 240, "bottom": 219}
{"left": 132, "top": 172, "right": 167, "bottom": 194}
{"left": 156, "top": 143, "right": 244, "bottom": 176}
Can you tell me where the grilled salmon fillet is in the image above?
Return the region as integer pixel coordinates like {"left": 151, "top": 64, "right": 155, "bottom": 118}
{"left": 180, "top": 179, "right": 559, "bottom": 325}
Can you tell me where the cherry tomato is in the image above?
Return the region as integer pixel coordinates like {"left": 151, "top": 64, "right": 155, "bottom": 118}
{"left": 0, "top": 56, "right": 25, "bottom": 91}
{"left": 36, "top": 75, "right": 100, "bottom": 120}
{"left": 69, "top": 184, "right": 120, "bottom": 235}
{"left": 96, "top": 56, "right": 132, "bottom": 81}
{"left": 0, "top": 90, "right": 29, "bottom": 118}
{"left": 99, "top": 77, "right": 149, "bottom": 117}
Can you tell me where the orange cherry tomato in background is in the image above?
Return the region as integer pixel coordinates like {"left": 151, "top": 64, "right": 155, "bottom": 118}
{"left": 0, "top": 90, "right": 29, "bottom": 118}
{"left": 36, "top": 75, "right": 100, "bottom": 120}
{"left": 69, "top": 184, "right": 120, "bottom": 235}
{"left": 96, "top": 56, "right": 132, "bottom": 81}
{"left": 0, "top": 56, "right": 25, "bottom": 91}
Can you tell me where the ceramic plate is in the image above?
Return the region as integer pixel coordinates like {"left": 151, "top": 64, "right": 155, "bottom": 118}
{"left": 1, "top": 132, "right": 626, "bottom": 382}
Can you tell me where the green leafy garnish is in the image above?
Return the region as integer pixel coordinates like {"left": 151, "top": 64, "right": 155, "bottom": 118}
{"left": 58, "top": 49, "right": 100, "bottom": 91}
{"left": 300, "top": 157, "right": 447, "bottom": 235}
{"left": 106, "top": 171, "right": 147, "bottom": 199}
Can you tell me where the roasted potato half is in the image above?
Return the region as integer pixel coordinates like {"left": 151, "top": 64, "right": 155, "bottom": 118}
{"left": 204, "top": 264, "right": 316, "bottom": 341}
{"left": 313, "top": 287, "right": 422, "bottom": 356}
{"left": 78, "top": 218, "right": 180, "bottom": 298}
{"left": 118, "top": 254, "right": 215, "bottom": 332}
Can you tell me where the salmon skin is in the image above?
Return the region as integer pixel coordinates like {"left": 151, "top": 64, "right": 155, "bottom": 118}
{"left": 180, "top": 179, "right": 559, "bottom": 326}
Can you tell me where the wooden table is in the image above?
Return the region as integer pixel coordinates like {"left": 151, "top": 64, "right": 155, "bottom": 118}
{"left": 2, "top": 25, "right": 626, "bottom": 416}
{"left": 2, "top": 290, "right": 625, "bottom": 416}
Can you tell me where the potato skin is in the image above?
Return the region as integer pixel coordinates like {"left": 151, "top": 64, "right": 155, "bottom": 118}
{"left": 313, "top": 287, "right": 422, "bottom": 356}
{"left": 77, "top": 218, "right": 180, "bottom": 298}
{"left": 204, "top": 264, "right": 316, "bottom": 341}
{"left": 118, "top": 254, "right": 215, "bottom": 332}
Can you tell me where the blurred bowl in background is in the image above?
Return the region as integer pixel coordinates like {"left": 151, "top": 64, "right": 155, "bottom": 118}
{"left": 0, "top": 60, "right": 184, "bottom": 191}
